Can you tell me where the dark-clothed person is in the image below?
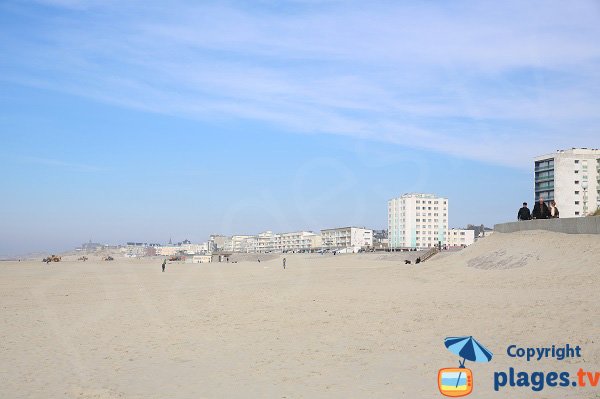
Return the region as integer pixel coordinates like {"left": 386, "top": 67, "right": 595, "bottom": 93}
{"left": 518, "top": 202, "right": 531, "bottom": 221}
{"left": 532, "top": 197, "right": 550, "bottom": 219}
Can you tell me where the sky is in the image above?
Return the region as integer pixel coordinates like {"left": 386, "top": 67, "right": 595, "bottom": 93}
{"left": 1, "top": 0, "right": 599, "bottom": 256}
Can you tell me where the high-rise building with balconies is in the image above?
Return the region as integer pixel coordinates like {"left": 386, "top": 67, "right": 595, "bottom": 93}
{"left": 534, "top": 148, "right": 600, "bottom": 217}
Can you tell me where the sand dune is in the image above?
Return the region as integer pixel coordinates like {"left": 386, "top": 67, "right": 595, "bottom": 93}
{"left": 1, "top": 231, "right": 599, "bottom": 398}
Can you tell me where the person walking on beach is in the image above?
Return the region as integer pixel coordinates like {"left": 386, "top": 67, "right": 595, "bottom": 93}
{"left": 162, "top": 259, "right": 166, "bottom": 272}
{"left": 282, "top": 257, "right": 286, "bottom": 270}
{"left": 532, "top": 197, "right": 550, "bottom": 219}
{"left": 518, "top": 202, "right": 531, "bottom": 221}
{"left": 549, "top": 200, "right": 560, "bottom": 218}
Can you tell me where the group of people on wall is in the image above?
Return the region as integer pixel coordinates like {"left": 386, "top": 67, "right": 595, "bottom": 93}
{"left": 518, "top": 197, "right": 559, "bottom": 220}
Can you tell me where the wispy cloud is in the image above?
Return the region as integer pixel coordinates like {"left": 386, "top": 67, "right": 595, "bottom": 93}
{"left": 2, "top": 0, "right": 599, "bottom": 167}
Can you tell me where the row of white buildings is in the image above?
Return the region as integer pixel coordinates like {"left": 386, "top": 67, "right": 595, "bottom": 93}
{"left": 117, "top": 193, "right": 481, "bottom": 257}
{"left": 209, "top": 227, "right": 374, "bottom": 253}
{"left": 207, "top": 194, "right": 476, "bottom": 254}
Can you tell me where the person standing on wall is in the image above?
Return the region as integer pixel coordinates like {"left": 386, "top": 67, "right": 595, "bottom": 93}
{"left": 518, "top": 202, "right": 531, "bottom": 221}
{"left": 532, "top": 197, "right": 550, "bottom": 219}
{"left": 549, "top": 200, "right": 560, "bottom": 218}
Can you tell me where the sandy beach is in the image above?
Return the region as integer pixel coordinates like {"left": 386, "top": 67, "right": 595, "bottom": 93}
{"left": 1, "top": 230, "right": 599, "bottom": 398}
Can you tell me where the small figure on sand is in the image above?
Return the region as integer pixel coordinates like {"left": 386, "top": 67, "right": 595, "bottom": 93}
{"left": 282, "top": 257, "right": 286, "bottom": 269}
{"left": 162, "top": 259, "right": 166, "bottom": 272}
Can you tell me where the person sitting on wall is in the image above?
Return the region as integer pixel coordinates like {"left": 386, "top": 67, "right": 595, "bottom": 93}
{"left": 518, "top": 202, "right": 532, "bottom": 221}
{"left": 532, "top": 197, "right": 550, "bottom": 219}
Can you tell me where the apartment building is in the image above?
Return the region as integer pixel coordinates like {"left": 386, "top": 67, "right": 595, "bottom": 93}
{"left": 534, "top": 148, "right": 600, "bottom": 217}
{"left": 277, "top": 231, "right": 322, "bottom": 252}
{"left": 320, "top": 227, "right": 373, "bottom": 250}
{"left": 209, "top": 235, "right": 231, "bottom": 252}
{"left": 256, "top": 231, "right": 278, "bottom": 253}
{"left": 230, "top": 235, "right": 256, "bottom": 253}
{"left": 388, "top": 193, "right": 449, "bottom": 249}
{"left": 447, "top": 228, "right": 475, "bottom": 247}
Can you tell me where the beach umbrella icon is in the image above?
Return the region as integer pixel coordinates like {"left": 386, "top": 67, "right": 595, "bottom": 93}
{"left": 445, "top": 336, "right": 493, "bottom": 366}
{"left": 444, "top": 336, "right": 493, "bottom": 390}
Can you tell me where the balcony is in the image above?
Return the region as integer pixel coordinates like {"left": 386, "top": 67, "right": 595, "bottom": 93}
{"left": 535, "top": 184, "right": 554, "bottom": 191}
{"left": 534, "top": 165, "right": 554, "bottom": 172}
{"left": 534, "top": 175, "right": 554, "bottom": 183}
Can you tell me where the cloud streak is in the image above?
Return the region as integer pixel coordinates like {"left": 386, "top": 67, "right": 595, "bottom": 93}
{"left": 2, "top": 0, "right": 599, "bottom": 166}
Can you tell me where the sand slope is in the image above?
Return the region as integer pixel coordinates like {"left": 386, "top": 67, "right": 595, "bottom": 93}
{"left": 1, "top": 231, "right": 599, "bottom": 398}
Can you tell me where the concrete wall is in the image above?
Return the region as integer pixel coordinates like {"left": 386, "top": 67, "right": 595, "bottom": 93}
{"left": 494, "top": 217, "right": 600, "bottom": 234}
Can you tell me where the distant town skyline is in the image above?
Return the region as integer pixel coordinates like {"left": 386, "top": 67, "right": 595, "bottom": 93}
{"left": 1, "top": 1, "right": 599, "bottom": 256}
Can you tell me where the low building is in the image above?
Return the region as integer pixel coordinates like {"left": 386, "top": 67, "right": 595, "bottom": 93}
{"left": 372, "top": 229, "right": 389, "bottom": 250}
{"left": 185, "top": 255, "right": 212, "bottom": 264}
{"left": 209, "top": 235, "right": 232, "bottom": 252}
{"left": 156, "top": 246, "right": 182, "bottom": 256}
{"left": 447, "top": 229, "right": 475, "bottom": 248}
{"left": 77, "top": 240, "right": 105, "bottom": 252}
{"left": 321, "top": 227, "right": 373, "bottom": 250}
{"left": 230, "top": 235, "right": 256, "bottom": 253}
{"left": 276, "top": 231, "right": 322, "bottom": 252}
{"left": 180, "top": 242, "right": 209, "bottom": 255}
{"left": 256, "top": 231, "right": 278, "bottom": 252}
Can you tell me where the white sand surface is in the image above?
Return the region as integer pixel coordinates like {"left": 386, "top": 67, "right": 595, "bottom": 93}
{"left": 1, "top": 231, "right": 599, "bottom": 398}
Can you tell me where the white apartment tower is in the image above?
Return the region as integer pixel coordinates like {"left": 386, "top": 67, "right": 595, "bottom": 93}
{"left": 388, "top": 193, "right": 449, "bottom": 249}
{"left": 534, "top": 148, "right": 600, "bottom": 217}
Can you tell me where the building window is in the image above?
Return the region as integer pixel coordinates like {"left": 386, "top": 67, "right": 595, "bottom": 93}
{"left": 575, "top": 160, "right": 579, "bottom": 164}
{"left": 575, "top": 201, "right": 580, "bottom": 205}
{"left": 575, "top": 180, "right": 579, "bottom": 184}
{"left": 575, "top": 191, "right": 579, "bottom": 195}
{"left": 575, "top": 211, "right": 580, "bottom": 215}
{"left": 575, "top": 170, "right": 579, "bottom": 174}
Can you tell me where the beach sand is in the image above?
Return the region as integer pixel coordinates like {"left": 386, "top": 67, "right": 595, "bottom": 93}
{"left": 1, "top": 230, "right": 599, "bottom": 398}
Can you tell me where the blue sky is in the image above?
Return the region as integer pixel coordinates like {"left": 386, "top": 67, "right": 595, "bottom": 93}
{"left": 1, "top": 0, "right": 599, "bottom": 256}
